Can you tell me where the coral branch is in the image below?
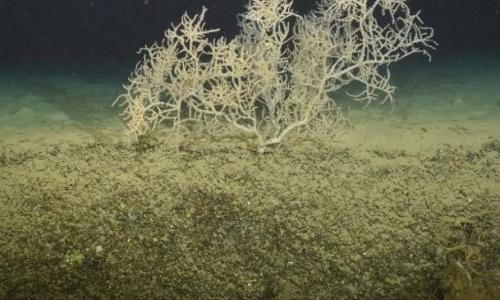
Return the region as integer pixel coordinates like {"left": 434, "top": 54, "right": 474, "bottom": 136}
{"left": 114, "top": 0, "right": 435, "bottom": 152}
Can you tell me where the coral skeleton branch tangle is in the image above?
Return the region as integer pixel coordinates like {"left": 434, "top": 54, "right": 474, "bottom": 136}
{"left": 114, "top": 0, "right": 435, "bottom": 153}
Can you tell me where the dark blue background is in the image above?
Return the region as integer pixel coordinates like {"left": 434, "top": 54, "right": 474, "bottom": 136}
{"left": 0, "top": 0, "right": 499, "bottom": 65}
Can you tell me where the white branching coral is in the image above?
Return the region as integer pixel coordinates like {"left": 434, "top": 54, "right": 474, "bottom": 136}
{"left": 114, "top": 0, "right": 435, "bottom": 152}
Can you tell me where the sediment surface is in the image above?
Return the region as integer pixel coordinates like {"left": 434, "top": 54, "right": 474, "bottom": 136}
{"left": 1, "top": 134, "right": 499, "bottom": 299}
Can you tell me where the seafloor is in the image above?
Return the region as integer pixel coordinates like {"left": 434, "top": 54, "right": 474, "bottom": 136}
{"left": 0, "top": 58, "right": 499, "bottom": 299}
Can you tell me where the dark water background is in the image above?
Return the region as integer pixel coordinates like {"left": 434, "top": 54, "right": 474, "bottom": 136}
{"left": 1, "top": 0, "right": 499, "bottom": 65}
